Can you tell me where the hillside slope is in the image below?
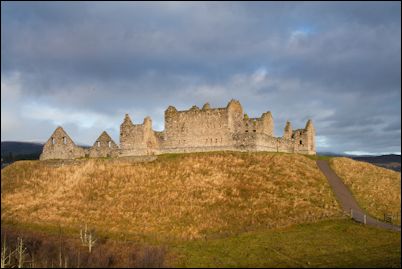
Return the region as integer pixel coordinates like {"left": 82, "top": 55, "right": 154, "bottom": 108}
{"left": 1, "top": 152, "right": 342, "bottom": 240}
{"left": 330, "top": 157, "right": 401, "bottom": 225}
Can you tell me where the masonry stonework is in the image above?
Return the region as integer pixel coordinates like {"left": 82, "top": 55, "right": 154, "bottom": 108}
{"left": 40, "top": 99, "right": 316, "bottom": 160}
{"left": 40, "top": 127, "right": 86, "bottom": 160}
{"left": 89, "top": 131, "right": 119, "bottom": 158}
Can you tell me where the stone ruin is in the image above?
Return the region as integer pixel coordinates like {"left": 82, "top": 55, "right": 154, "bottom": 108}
{"left": 39, "top": 99, "right": 316, "bottom": 160}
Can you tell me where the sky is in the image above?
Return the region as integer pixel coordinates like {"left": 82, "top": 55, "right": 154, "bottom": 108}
{"left": 1, "top": 1, "right": 401, "bottom": 155}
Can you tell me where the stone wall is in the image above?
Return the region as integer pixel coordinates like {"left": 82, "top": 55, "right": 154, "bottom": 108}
{"left": 162, "top": 104, "right": 233, "bottom": 152}
{"left": 120, "top": 115, "right": 159, "bottom": 156}
{"left": 283, "top": 121, "right": 292, "bottom": 139}
{"left": 40, "top": 127, "right": 85, "bottom": 160}
{"left": 291, "top": 120, "right": 316, "bottom": 155}
{"left": 41, "top": 99, "right": 316, "bottom": 160}
{"left": 88, "top": 131, "right": 119, "bottom": 158}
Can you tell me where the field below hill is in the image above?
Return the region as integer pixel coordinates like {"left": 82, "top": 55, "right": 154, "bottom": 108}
{"left": 330, "top": 157, "right": 401, "bottom": 225}
{"left": 172, "top": 219, "right": 400, "bottom": 268}
{"left": 2, "top": 152, "right": 343, "bottom": 241}
{"left": 1, "top": 151, "right": 401, "bottom": 268}
{"left": 1, "top": 219, "right": 400, "bottom": 268}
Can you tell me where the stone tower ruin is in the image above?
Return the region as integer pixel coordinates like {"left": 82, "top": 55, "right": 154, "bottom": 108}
{"left": 40, "top": 99, "right": 316, "bottom": 160}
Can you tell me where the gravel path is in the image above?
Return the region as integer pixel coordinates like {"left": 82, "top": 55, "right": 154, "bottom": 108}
{"left": 316, "top": 160, "right": 400, "bottom": 232}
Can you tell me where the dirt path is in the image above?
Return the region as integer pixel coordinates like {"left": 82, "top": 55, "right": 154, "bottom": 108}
{"left": 316, "top": 160, "right": 401, "bottom": 232}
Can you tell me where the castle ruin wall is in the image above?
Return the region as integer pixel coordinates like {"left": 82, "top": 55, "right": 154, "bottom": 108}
{"left": 40, "top": 99, "right": 316, "bottom": 159}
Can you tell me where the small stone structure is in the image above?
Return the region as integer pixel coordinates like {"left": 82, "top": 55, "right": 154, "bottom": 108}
{"left": 40, "top": 99, "right": 316, "bottom": 160}
{"left": 40, "top": 127, "right": 86, "bottom": 160}
{"left": 89, "top": 131, "right": 119, "bottom": 158}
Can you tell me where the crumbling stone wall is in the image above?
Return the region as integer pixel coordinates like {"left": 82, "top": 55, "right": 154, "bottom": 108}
{"left": 291, "top": 119, "right": 315, "bottom": 155}
{"left": 283, "top": 121, "right": 292, "bottom": 140}
{"left": 120, "top": 115, "right": 160, "bottom": 156}
{"left": 89, "top": 131, "right": 119, "bottom": 158}
{"left": 162, "top": 103, "right": 233, "bottom": 152}
{"left": 41, "top": 99, "right": 316, "bottom": 160}
{"left": 40, "top": 127, "right": 85, "bottom": 160}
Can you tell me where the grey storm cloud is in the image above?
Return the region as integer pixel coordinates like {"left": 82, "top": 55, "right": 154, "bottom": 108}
{"left": 1, "top": 1, "right": 401, "bottom": 154}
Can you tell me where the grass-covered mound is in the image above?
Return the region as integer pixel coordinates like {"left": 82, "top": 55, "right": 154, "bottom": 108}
{"left": 330, "top": 157, "right": 401, "bottom": 225}
{"left": 1, "top": 152, "right": 342, "bottom": 241}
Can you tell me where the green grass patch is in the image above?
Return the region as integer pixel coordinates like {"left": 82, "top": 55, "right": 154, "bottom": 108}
{"left": 171, "top": 219, "right": 401, "bottom": 268}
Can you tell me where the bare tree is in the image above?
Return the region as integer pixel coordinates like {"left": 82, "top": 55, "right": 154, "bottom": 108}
{"left": 80, "top": 224, "right": 97, "bottom": 253}
{"left": 1, "top": 235, "right": 15, "bottom": 268}
{"left": 16, "top": 237, "right": 27, "bottom": 268}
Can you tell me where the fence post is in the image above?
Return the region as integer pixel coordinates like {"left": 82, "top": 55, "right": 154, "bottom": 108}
{"left": 364, "top": 215, "right": 367, "bottom": 225}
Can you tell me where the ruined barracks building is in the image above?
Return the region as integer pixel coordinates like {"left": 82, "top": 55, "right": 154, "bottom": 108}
{"left": 39, "top": 99, "right": 316, "bottom": 160}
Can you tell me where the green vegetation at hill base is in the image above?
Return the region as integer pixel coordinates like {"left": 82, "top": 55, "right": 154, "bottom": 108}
{"left": 2, "top": 218, "right": 400, "bottom": 268}
{"left": 171, "top": 219, "right": 401, "bottom": 268}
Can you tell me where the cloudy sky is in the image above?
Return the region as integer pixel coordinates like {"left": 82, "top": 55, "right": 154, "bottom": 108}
{"left": 1, "top": 2, "right": 401, "bottom": 154}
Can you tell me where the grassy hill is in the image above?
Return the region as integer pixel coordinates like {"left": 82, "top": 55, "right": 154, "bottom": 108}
{"left": 1, "top": 152, "right": 343, "bottom": 241}
{"left": 1, "top": 152, "right": 401, "bottom": 267}
{"left": 330, "top": 157, "right": 401, "bottom": 225}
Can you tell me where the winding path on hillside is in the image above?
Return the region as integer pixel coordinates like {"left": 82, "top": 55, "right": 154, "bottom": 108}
{"left": 316, "top": 160, "right": 401, "bottom": 232}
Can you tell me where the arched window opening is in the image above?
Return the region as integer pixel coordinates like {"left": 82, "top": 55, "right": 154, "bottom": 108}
{"left": 299, "top": 140, "right": 303, "bottom": 145}
{"left": 108, "top": 141, "right": 112, "bottom": 148}
{"left": 52, "top": 137, "right": 55, "bottom": 145}
{"left": 97, "top": 141, "right": 101, "bottom": 147}
{"left": 63, "top": 137, "right": 67, "bottom": 145}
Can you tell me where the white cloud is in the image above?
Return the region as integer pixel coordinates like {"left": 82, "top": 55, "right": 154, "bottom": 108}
{"left": 251, "top": 67, "right": 268, "bottom": 84}
{"left": 316, "top": 136, "right": 330, "bottom": 148}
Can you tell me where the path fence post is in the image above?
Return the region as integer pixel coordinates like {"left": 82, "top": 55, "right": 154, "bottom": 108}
{"left": 350, "top": 208, "right": 353, "bottom": 219}
{"left": 364, "top": 215, "right": 367, "bottom": 224}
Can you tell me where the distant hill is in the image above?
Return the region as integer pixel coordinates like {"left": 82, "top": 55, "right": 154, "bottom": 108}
{"left": 350, "top": 155, "right": 401, "bottom": 172}
{"left": 1, "top": 141, "right": 44, "bottom": 163}
{"left": 1, "top": 141, "right": 44, "bottom": 155}
{"left": 318, "top": 152, "right": 401, "bottom": 172}
{"left": 1, "top": 141, "right": 90, "bottom": 165}
{"left": 351, "top": 154, "right": 400, "bottom": 163}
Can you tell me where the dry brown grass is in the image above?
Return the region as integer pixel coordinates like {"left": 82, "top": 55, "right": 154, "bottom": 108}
{"left": 330, "top": 157, "right": 401, "bottom": 225}
{"left": 1, "top": 152, "right": 343, "bottom": 241}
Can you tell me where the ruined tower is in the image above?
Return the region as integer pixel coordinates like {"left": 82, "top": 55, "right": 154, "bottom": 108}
{"left": 40, "top": 99, "right": 317, "bottom": 160}
{"left": 119, "top": 114, "right": 159, "bottom": 156}
{"left": 283, "top": 121, "right": 292, "bottom": 140}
